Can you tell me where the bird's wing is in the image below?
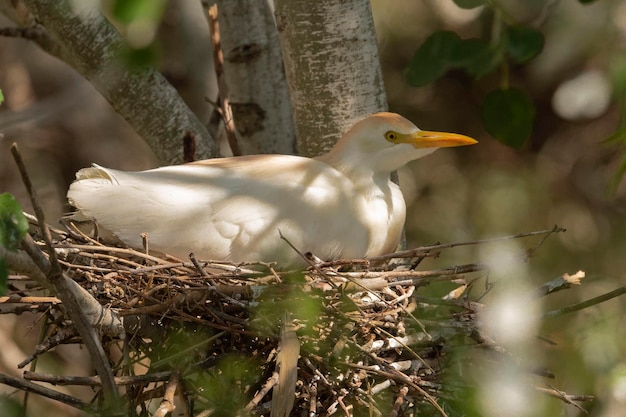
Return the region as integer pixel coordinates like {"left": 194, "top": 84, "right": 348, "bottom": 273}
{"left": 68, "top": 155, "right": 369, "bottom": 262}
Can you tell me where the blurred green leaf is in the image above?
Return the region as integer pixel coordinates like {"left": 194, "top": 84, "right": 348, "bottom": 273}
{"left": 465, "top": 47, "right": 502, "bottom": 77}
{"left": 506, "top": 25, "right": 544, "bottom": 63}
{"left": 602, "top": 125, "right": 626, "bottom": 145}
{"left": 481, "top": 88, "right": 535, "bottom": 148}
{"left": 579, "top": 0, "right": 598, "bottom": 3}
{"left": 0, "top": 396, "right": 24, "bottom": 417}
{"left": 110, "top": 0, "right": 166, "bottom": 54}
{"left": 0, "top": 193, "right": 28, "bottom": 251}
{"left": 192, "top": 354, "right": 260, "bottom": 417}
{"left": 111, "top": 0, "right": 165, "bottom": 24}
{"left": 449, "top": 38, "right": 489, "bottom": 66}
{"left": 0, "top": 89, "right": 4, "bottom": 106}
{"left": 452, "top": 0, "right": 485, "bottom": 9}
{"left": 452, "top": 39, "right": 503, "bottom": 77}
{"left": 406, "top": 31, "right": 461, "bottom": 87}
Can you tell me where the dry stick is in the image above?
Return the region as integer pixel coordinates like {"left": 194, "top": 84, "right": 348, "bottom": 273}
{"left": 23, "top": 371, "right": 172, "bottom": 386}
{"left": 23, "top": 212, "right": 69, "bottom": 238}
{"left": 208, "top": 4, "right": 242, "bottom": 156}
{"left": 337, "top": 263, "right": 488, "bottom": 285}
{"left": 10, "top": 144, "right": 122, "bottom": 411}
{"left": 339, "top": 278, "right": 435, "bottom": 371}
{"left": 308, "top": 380, "right": 318, "bottom": 416}
{"left": 62, "top": 238, "right": 263, "bottom": 275}
{"left": 533, "top": 271, "right": 585, "bottom": 298}
{"left": 390, "top": 386, "right": 409, "bottom": 417}
{"left": 278, "top": 230, "right": 344, "bottom": 294}
{"left": 20, "top": 235, "right": 124, "bottom": 334}
{"left": 176, "top": 378, "right": 192, "bottom": 417}
{"left": 368, "top": 226, "right": 566, "bottom": 262}
{"left": 0, "top": 372, "right": 88, "bottom": 410}
{"left": 535, "top": 386, "right": 593, "bottom": 413}
{"left": 245, "top": 372, "right": 279, "bottom": 412}
{"left": 0, "top": 301, "right": 57, "bottom": 315}
{"left": 23, "top": 309, "right": 53, "bottom": 415}
{"left": 543, "top": 284, "right": 626, "bottom": 318}
{"left": 18, "top": 326, "right": 77, "bottom": 369}
{"left": 351, "top": 348, "right": 448, "bottom": 417}
{"left": 0, "top": 295, "right": 61, "bottom": 304}
{"left": 385, "top": 369, "right": 443, "bottom": 417}
{"left": 152, "top": 371, "right": 179, "bottom": 417}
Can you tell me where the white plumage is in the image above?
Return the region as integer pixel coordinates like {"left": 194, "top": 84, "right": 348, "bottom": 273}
{"left": 67, "top": 112, "right": 476, "bottom": 265}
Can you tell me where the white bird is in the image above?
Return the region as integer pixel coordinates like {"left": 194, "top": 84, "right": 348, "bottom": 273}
{"left": 67, "top": 112, "right": 476, "bottom": 265}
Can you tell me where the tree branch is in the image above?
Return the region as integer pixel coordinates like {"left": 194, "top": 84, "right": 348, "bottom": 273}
{"left": 18, "top": 0, "right": 218, "bottom": 164}
{"left": 11, "top": 143, "right": 122, "bottom": 413}
{"left": 207, "top": 4, "right": 241, "bottom": 157}
{"left": 0, "top": 373, "right": 88, "bottom": 410}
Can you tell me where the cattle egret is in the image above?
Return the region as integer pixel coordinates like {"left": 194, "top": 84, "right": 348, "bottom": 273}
{"left": 68, "top": 112, "right": 476, "bottom": 265}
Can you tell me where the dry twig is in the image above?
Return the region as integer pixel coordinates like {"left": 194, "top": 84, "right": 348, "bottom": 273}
{"left": 207, "top": 4, "right": 241, "bottom": 156}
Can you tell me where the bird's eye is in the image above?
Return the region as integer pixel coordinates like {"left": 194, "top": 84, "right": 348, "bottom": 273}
{"left": 385, "top": 131, "right": 398, "bottom": 142}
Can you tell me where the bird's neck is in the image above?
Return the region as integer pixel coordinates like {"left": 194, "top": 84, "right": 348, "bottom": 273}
{"left": 317, "top": 153, "right": 392, "bottom": 195}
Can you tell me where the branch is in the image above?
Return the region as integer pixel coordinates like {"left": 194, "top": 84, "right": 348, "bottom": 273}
{"left": 207, "top": 4, "right": 241, "bottom": 157}
{"left": 536, "top": 385, "right": 593, "bottom": 412}
{"left": 18, "top": 0, "right": 218, "bottom": 164}
{"left": 0, "top": 373, "right": 88, "bottom": 410}
{"left": 24, "top": 371, "right": 172, "bottom": 386}
{"left": 368, "top": 226, "right": 567, "bottom": 262}
{"left": 11, "top": 144, "right": 122, "bottom": 411}
{"left": 534, "top": 270, "right": 585, "bottom": 297}
{"left": 152, "top": 371, "right": 179, "bottom": 417}
{"left": 543, "top": 284, "right": 626, "bottom": 318}
{"left": 1, "top": 244, "right": 124, "bottom": 336}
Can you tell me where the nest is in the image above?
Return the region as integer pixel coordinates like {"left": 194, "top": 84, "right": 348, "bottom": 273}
{"left": 1, "top": 212, "right": 597, "bottom": 417}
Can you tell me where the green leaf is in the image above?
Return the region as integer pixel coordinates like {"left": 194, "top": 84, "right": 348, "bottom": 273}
{"left": 448, "top": 38, "right": 489, "bottom": 66}
{"left": 111, "top": 0, "right": 165, "bottom": 25}
{"left": 506, "top": 25, "right": 544, "bottom": 63}
{"left": 0, "top": 89, "right": 4, "bottom": 106}
{"left": 466, "top": 47, "right": 502, "bottom": 77}
{"left": 406, "top": 31, "right": 461, "bottom": 87}
{"left": 481, "top": 88, "right": 535, "bottom": 148}
{"left": 451, "top": 38, "right": 502, "bottom": 77}
{"left": 452, "top": 0, "right": 485, "bottom": 9}
{"left": 110, "top": 0, "right": 166, "bottom": 51}
{"left": 0, "top": 193, "right": 28, "bottom": 251}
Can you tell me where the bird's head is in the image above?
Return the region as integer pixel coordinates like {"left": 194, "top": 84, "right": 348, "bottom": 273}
{"left": 325, "top": 112, "right": 477, "bottom": 175}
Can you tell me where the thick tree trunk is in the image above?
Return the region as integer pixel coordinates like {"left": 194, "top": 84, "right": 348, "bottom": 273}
{"left": 274, "top": 0, "right": 387, "bottom": 156}
{"left": 19, "top": 0, "right": 218, "bottom": 164}
{"left": 215, "top": 0, "right": 296, "bottom": 155}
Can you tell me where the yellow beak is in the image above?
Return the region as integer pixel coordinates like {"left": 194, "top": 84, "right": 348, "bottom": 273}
{"left": 402, "top": 131, "right": 478, "bottom": 149}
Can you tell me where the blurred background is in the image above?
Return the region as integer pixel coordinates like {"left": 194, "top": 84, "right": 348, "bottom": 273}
{"left": 1, "top": 0, "right": 625, "bottom": 416}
